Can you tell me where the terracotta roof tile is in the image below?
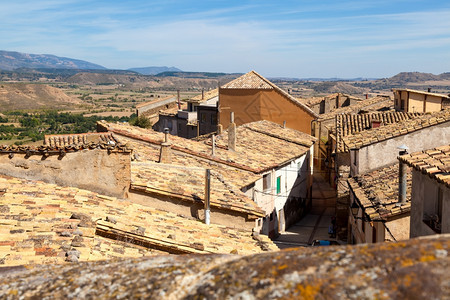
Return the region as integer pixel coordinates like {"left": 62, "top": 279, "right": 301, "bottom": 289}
{"left": 399, "top": 144, "right": 450, "bottom": 187}
{"left": 99, "top": 120, "right": 313, "bottom": 174}
{"left": 131, "top": 162, "right": 264, "bottom": 217}
{"left": 343, "top": 109, "right": 450, "bottom": 150}
{"left": 319, "top": 95, "right": 393, "bottom": 121}
{"left": 347, "top": 163, "right": 412, "bottom": 221}
{"left": 187, "top": 89, "right": 218, "bottom": 104}
{"left": 44, "top": 132, "right": 118, "bottom": 147}
{"left": 333, "top": 111, "right": 422, "bottom": 152}
{"left": 0, "top": 175, "right": 277, "bottom": 266}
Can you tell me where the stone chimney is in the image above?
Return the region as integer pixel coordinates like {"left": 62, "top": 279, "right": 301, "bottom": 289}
{"left": 202, "top": 89, "right": 205, "bottom": 100}
{"left": 177, "top": 90, "right": 181, "bottom": 110}
{"left": 159, "top": 128, "right": 172, "bottom": 164}
{"left": 371, "top": 119, "right": 382, "bottom": 129}
{"left": 228, "top": 112, "right": 236, "bottom": 151}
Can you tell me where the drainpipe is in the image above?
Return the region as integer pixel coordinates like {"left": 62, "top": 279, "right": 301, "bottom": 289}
{"left": 204, "top": 169, "right": 211, "bottom": 225}
{"left": 397, "top": 145, "right": 409, "bottom": 205}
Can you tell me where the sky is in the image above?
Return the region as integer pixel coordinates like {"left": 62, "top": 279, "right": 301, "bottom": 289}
{"left": 1, "top": 0, "right": 450, "bottom": 78}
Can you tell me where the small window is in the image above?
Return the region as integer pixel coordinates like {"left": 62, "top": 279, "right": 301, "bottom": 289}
{"left": 263, "top": 174, "right": 271, "bottom": 191}
{"left": 276, "top": 176, "right": 281, "bottom": 194}
{"left": 211, "top": 114, "right": 217, "bottom": 125}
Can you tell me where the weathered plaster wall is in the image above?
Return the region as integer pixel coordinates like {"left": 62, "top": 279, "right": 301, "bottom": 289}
{"left": 0, "top": 149, "right": 131, "bottom": 198}
{"left": 354, "top": 122, "right": 449, "bottom": 175}
{"left": 137, "top": 96, "right": 177, "bottom": 117}
{"left": 219, "top": 89, "right": 314, "bottom": 135}
{"left": 410, "top": 170, "right": 450, "bottom": 238}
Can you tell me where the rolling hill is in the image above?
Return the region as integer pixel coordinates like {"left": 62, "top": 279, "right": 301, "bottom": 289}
{"left": 0, "top": 83, "right": 82, "bottom": 111}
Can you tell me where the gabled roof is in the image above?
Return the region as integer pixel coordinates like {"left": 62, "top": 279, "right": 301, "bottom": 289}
{"left": 319, "top": 95, "right": 393, "bottom": 121}
{"left": 343, "top": 109, "right": 450, "bottom": 150}
{"left": 333, "top": 111, "right": 422, "bottom": 152}
{"left": 221, "top": 71, "right": 318, "bottom": 118}
{"left": 348, "top": 163, "right": 411, "bottom": 222}
{"left": 399, "top": 144, "right": 450, "bottom": 188}
{"left": 0, "top": 174, "right": 277, "bottom": 266}
{"left": 98, "top": 120, "right": 314, "bottom": 174}
{"left": 131, "top": 162, "right": 264, "bottom": 217}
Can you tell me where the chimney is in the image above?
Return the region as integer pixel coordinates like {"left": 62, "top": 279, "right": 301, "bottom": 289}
{"left": 397, "top": 145, "right": 409, "bottom": 205}
{"left": 177, "top": 90, "right": 181, "bottom": 110}
{"left": 211, "top": 134, "right": 216, "bottom": 156}
{"left": 204, "top": 169, "right": 211, "bottom": 225}
{"left": 283, "top": 120, "right": 286, "bottom": 128}
{"left": 371, "top": 119, "right": 382, "bottom": 129}
{"left": 428, "top": 88, "right": 432, "bottom": 93}
{"left": 228, "top": 112, "right": 236, "bottom": 151}
{"left": 366, "top": 94, "right": 369, "bottom": 99}
{"left": 202, "top": 89, "right": 205, "bottom": 100}
{"left": 159, "top": 128, "right": 172, "bottom": 164}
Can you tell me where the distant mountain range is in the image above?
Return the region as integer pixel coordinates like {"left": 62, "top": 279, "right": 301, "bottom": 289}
{"left": 0, "top": 50, "right": 183, "bottom": 75}
{"left": 0, "top": 50, "right": 106, "bottom": 71}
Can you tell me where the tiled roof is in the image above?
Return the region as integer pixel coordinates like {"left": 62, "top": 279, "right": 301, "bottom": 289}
{"left": 333, "top": 111, "right": 422, "bottom": 152}
{"left": 318, "top": 95, "right": 393, "bottom": 121}
{"left": 393, "top": 88, "right": 450, "bottom": 99}
{"left": 399, "top": 144, "right": 450, "bottom": 188}
{"left": 221, "top": 71, "right": 318, "bottom": 118}
{"left": 44, "top": 132, "right": 117, "bottom": 147}
{"left": 0, "top": 175, "right": 277, "bottom": 266}
{"left": 343, "top": 109, "right": 450, "bottom": 150}
{"left": 299, "top": 93, "right": 363, "bottom": 108}
{"left": 131, "top": 162, "right": 265, "bottom": 217}
{"left": 347, "top": 163, "right": 411, "bottom": 221}
{"left": 135, "top": 95, "right": 177, "bottom": 109}
{"left": 99, "top": 120, "right": 313, "bottom": 174}
{"left": 187, "top": 88, "right": 218, "bottom": 104}
{"left": 122, "top": 136, "right": 260, "bottom": 189}
{"left": 0, "top": 141, "right": 131, "bottom": 155}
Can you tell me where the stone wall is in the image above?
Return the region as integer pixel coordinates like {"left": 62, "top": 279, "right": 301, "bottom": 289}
{"left": 0, "top": 148, "right": 131, "bottom": 198}
{"left": 2, "top": 234, "right": 449, "bottom": 299}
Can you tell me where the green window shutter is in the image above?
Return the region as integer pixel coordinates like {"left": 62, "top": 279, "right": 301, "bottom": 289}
{"left": 276, "top": 176, "right": 281, "bottom": 194}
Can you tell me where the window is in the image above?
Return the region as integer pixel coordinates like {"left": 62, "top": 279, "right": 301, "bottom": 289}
{"left": 400, "top": 99, "right": 405, "bottom": 110}
{"left": 200, "top": 113, "right": 206, "bottom": 123}
{"left": 263, "top": 173, "right": 271, "bottom": 191}
{"left": 211, "top": 114, "right": 217, "bottom": 125}
{"left": 276, "top": 176, "right": 281, "bottom": 194}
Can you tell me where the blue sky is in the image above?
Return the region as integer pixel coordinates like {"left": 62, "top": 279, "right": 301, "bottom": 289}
{"left": 1, "top": 0, "right": 450, "bottom": 78}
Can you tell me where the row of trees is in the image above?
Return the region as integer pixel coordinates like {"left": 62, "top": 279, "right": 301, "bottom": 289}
{"left": 0, "top": 110, "right": 135, "bottom": 143}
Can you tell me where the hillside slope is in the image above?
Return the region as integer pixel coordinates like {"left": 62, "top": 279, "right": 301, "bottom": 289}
{"left": 0, "top": 83, "right": 82, "bottom": 111}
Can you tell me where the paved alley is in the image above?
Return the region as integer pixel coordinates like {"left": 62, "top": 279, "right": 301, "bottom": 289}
{"left": 274, "top": 173, "right": 339, "bottom": 249}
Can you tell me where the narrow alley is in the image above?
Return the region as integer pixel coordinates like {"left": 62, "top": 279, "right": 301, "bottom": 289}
{"left": 274, "top": 173, "right": 340, "bottom": 249}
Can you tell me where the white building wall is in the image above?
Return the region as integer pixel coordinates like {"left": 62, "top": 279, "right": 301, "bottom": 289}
{"left": 351, "top": 122, "right": 449, "bottom": 176}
